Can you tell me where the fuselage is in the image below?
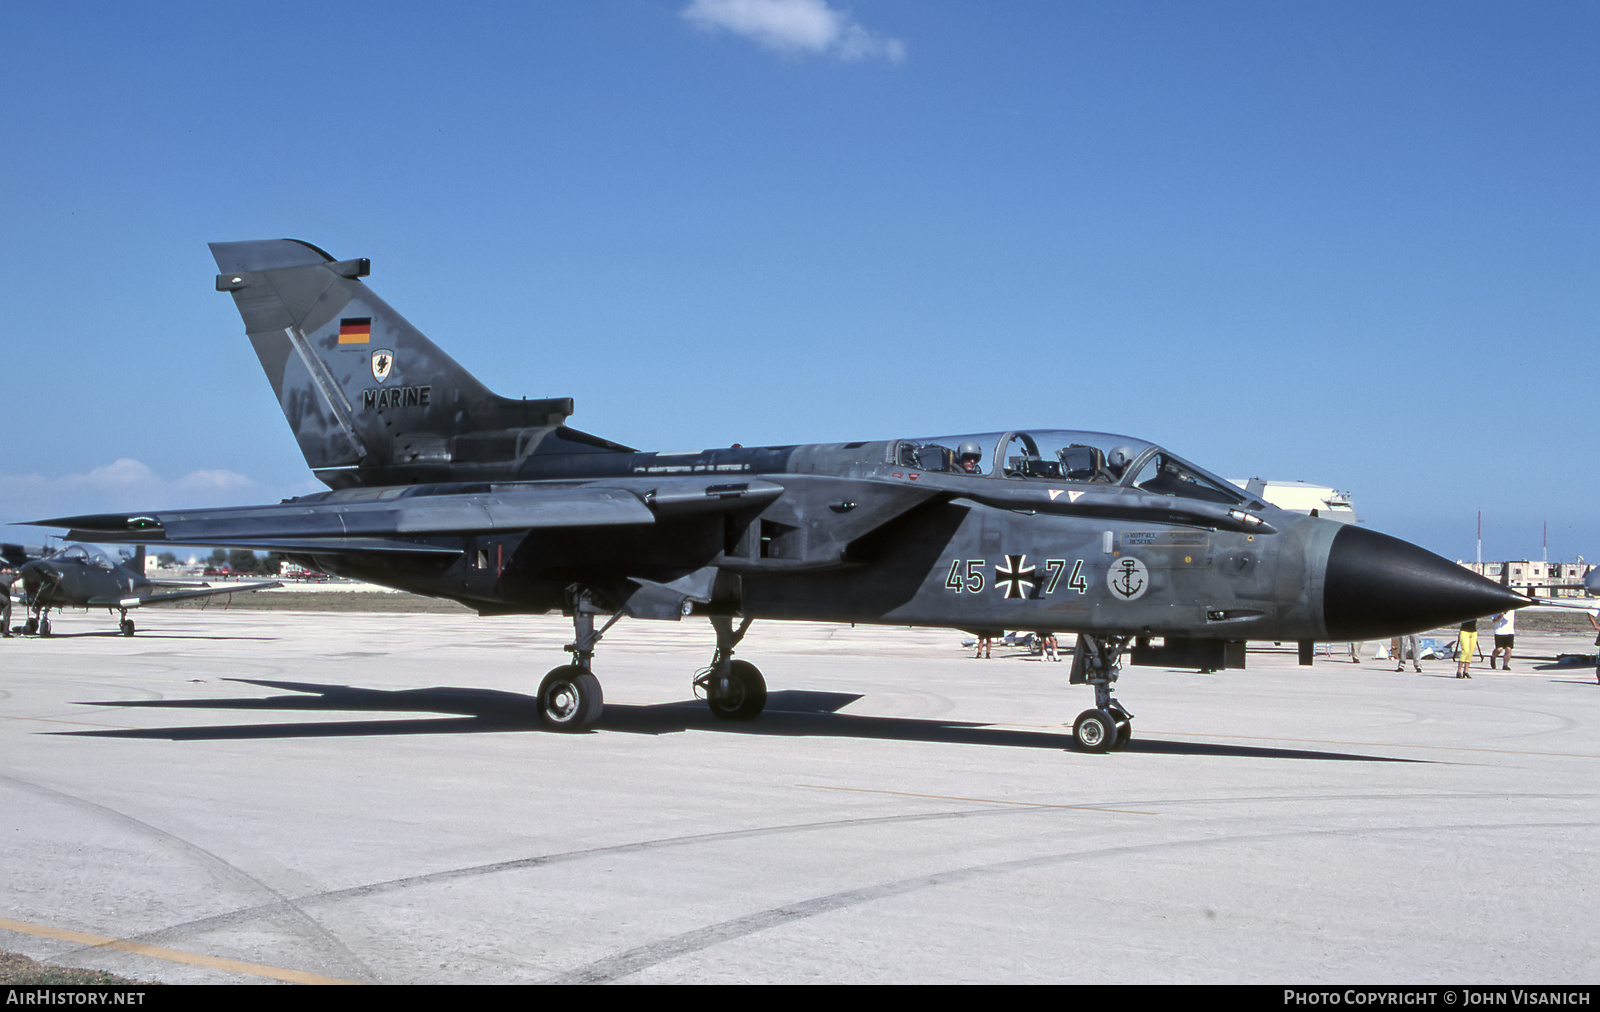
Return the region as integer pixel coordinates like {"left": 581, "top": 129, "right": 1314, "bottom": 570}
{"left": 275, "top": 429, "right": 1510, "bottom": 644}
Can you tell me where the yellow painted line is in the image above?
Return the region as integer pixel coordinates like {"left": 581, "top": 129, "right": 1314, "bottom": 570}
{"left": 797, "top": 783, "right": 1156, "bottom": 816}
{"left": 0, "top": 916, "right": 359, "bottom": 985}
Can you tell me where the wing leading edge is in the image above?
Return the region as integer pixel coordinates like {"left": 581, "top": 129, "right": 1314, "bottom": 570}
{"left": 87, "top": 582, "right": 283, "bottom": 608}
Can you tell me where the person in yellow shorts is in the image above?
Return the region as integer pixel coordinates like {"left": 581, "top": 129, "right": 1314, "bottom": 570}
{"left": 1456, "top": 620, "right": 1478, "bottom": 679}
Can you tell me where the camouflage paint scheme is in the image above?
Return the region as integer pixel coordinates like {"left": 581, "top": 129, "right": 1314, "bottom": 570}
{"left": 37, "top": 240, "right": 1524, "bottom": 745}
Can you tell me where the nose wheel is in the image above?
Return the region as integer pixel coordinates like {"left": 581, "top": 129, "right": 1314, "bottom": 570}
{"left": 1072, "top": 702, "right": 1133, "bottom": 753}
{"left": 1070, "top": 634, "right": 1133, "bottom": 753}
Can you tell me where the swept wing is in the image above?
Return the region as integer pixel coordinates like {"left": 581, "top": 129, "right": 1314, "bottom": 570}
{"left": 86, "top": 582, "right": 283, "bottom": 608}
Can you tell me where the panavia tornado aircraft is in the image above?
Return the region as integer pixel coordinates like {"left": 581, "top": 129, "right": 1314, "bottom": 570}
{"left": 35, "top": 239, "right": 1526, "bottom": 750}
{"left": 12, "top": 544, "right": 280, "bottom": 637}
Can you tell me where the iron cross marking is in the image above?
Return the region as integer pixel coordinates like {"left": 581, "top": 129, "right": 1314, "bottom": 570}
{"left": 994, "top": 554, "right": 1038, "bottom": 600}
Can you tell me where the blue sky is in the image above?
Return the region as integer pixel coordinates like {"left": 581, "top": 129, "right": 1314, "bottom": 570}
{"left": 1, "top": 1, "right": 1595, "bottom": 560}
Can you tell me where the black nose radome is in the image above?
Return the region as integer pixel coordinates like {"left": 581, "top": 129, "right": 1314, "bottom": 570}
{"left": 1323, "top": 525, "right": 1526, "bottom": 640}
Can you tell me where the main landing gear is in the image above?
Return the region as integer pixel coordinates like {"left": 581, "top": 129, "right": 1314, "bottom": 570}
{"left": 118, "top": 610, "right": 135, "bottom": 637}
{"left": 694, "top": 615, "right": 766, "bottom": 721}
{"left": 536, "top": 592, "right": 770, "bottom": 732}
{"left": 1069, "top": 634, "right": 1134, "bottom": 753}
{"left": 536, "top": 591, "right": 617, "bottom": 731}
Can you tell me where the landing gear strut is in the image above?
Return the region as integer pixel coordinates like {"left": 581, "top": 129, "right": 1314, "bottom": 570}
{"left": 537, "top": 589, "right": 619, "bottom": 732}
{"left": 1070, "top": 634, "right": 1133, "bottom": 753}
{"left": 695, "top": 615, "right": 766, "bottom": 720}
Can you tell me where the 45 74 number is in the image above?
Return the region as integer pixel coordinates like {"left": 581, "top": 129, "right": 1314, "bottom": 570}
{"left": 943, "top": 557, "right": 1088, "bottom": 597}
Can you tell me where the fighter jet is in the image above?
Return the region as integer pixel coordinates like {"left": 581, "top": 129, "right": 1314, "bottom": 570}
{"left": 13, "top": 543, "right": 279, "bottom": 637}
{"left": 34, "top": 239, "right": 1526, "bottom": 749}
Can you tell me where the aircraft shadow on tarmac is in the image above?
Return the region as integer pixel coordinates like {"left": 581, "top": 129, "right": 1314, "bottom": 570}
{"left": 1531, "top": 656, "right": 1600, "bottom": 685}
{"left": 14, "top": 631, "right": 275, "bottom": 641}
{"left": 56, "top": 677, "right": 1422, "bottom": 762}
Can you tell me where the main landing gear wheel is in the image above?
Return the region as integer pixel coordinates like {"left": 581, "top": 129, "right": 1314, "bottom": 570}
{"left": 701, "top": 659, "right": 767, "bottom": 721}
{"left": 1111, "top": 718, "right": 1132, "bottom": 751}
{"left": 24, "top": 618, "right": 38, "bottom": 636}
{"left": 1073, "top": 709, "right": 1118, "bottom": 753}
{"left": 119, "top": 618, "right": 135, "bottom": 637}
{"left": 537, "top": 665, "right": 603, "bottom": 731}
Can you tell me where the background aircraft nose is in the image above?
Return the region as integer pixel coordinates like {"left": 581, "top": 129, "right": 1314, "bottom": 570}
{"left": 1322, "top": 525, "right": 1527, "bottom": 640}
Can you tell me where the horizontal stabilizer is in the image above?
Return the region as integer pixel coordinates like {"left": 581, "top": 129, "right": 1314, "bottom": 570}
{"left": 34, "top": 486, "right": 650, "bottom": 541}
{"left": 35, "top": 476, "right": 784, "bottom": 549}
{"left": 63, "top": 534, "right": 464, "bottom": 555}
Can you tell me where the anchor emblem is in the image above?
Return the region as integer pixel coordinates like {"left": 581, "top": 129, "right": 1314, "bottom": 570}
{"left": 1107, "top": 557, "right": 1149, "bottom": 601}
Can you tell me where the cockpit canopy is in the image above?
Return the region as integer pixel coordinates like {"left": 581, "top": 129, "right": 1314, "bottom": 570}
{"left": 891, "top": 430, "right": 1248, "bottom": 506}
{"left": 56, "top": 544, "right": 119, "bottom": 569}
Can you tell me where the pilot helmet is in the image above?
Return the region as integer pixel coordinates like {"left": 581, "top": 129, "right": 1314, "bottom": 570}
{"left": 957, "top": 441, "right": 983, "bottom": 464}
{"left": 1108, "top": 445, "right": 1134, "bottom": 471}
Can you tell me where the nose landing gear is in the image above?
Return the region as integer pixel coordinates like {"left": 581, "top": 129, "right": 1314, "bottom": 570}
{"left": 1070, "top": 634, "right": 1134, "bottom": 753}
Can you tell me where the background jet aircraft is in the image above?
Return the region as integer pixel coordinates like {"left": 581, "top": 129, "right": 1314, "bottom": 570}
{"left": 2, "top": 543, "right": 51, "bottom": 568}
{"left": 36, "top": 239, "right": 1526, "bottom": 750}
{"left": 13, "top": 543, "right": 279, "bottom": 637}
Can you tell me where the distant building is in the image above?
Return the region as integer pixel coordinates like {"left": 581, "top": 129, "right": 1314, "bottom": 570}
{"left": 278, "top": 560, "right": 331, "bottom": 582}
{"left": 1229, "top": 478, "right": 1361, "bottom": 524}
{"left": 1458, "top": 559, "right": 1591, "bottom": 598}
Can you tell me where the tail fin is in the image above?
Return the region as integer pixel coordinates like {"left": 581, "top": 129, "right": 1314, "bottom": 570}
{"left": 212, "top": 239, "right": 587, "bottom": 488}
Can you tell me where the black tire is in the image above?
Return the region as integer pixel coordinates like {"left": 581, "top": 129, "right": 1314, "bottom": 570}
{"left": 707, "top": 660, "right": 767, "bottom": 721}
{"left": 24, "top": 618, "right": 37, "bottom": 636}
{"left": 537, "top": 666, "right": 603, "bottom": 731}
{"left": 1072, "top": 709, "right": 1116, "bottom": 753}
{"left": 1110, "top": 720, "right": 1132, "bottom": 751}
{"left": 120, "top": 619, "right": 135, "bottom": 637}
{"left": 39, "top": 618, "right": 51, "bottom": 638}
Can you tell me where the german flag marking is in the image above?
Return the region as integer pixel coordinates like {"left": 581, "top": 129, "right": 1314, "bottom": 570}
{"left": 338, "top": 317, "right": 372, "bottom": 344}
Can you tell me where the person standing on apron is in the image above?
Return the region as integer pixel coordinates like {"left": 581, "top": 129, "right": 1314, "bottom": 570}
{"left": 1456, "top": 620, "right": 1478, "bottom": 679}
{"left": 1491, "top": 611, "right": 1516, "bottom": 670}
